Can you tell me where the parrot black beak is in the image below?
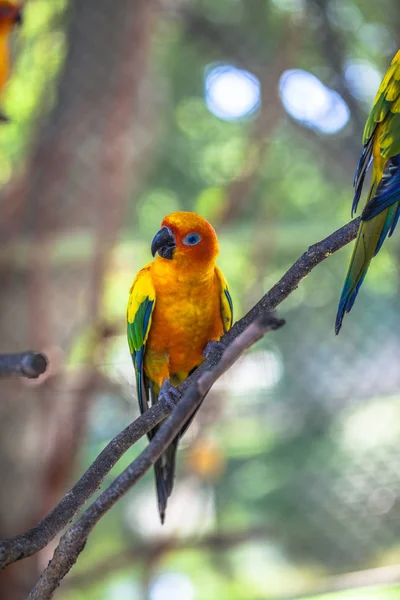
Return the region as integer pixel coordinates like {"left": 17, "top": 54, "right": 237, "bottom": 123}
{"left": 151, "top": 226, "right": 176, "bottom": 260}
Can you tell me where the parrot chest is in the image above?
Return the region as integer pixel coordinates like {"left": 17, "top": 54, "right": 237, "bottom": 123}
{"left": 145, "top": 273, "right": 223, "bottom": 384}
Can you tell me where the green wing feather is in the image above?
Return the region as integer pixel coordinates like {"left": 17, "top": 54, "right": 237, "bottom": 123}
{"left": 126, "top": 265, "right": 156, "bottom": 415}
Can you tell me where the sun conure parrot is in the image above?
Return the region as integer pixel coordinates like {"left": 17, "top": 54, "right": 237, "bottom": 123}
{"left": 127, "top": 211, "right": 233, "bottom": 523}
{"left": 0, "top": 1, "right": 22, "bottom": 121}
{"left": 335, "top": 49, "right": 400, "bottom": 334}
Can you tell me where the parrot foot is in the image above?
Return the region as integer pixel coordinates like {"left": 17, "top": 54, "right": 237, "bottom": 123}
{"left": 203, "top": 340, "right": 226, "bottom": 361}
{"left": 159, "top": 380, "right": 181, "bottom": 412}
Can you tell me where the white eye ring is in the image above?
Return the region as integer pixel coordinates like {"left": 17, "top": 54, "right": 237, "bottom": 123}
{"left": 183, "top": 233, "right": 201, "bottom": 246}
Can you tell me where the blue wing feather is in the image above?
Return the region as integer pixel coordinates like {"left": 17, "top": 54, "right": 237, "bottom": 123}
{"left": 352, "top": 135, "right": 374, "bottom": 217}
{"left": 374, "top": 205, "right": 399, "bottom": 256}
{"left": 132, "top": 347, "right": 145, "bottom": 414}
{"left": 389, "top": 203, "right": 400, "bottom": 237}
{"left": 362, "top": 155, "right": 400, "bottom": 222}
{"left": 361, "top": 154, "right": 400, "bottom": 256}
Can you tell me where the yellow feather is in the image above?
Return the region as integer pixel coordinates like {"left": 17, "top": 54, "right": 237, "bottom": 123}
{"left": 391, "top": 95, "right": 400, "bottom": 113}
{"left": 386, "top": 81, "right": 399, "bottom": 101}
{"left": 215, "top": 265, "right": 233, "bottom": 332}
{"left": 126, "top": 265, "right": 155, "bottom": 347}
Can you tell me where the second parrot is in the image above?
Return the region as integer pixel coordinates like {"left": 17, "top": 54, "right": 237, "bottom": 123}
{"left": 336, "top": 49, "right": 400, "bottom": 333}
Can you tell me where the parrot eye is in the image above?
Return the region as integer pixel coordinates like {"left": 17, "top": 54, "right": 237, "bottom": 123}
{"left": 183, "top": 233, "right": 201, "bottom": 246}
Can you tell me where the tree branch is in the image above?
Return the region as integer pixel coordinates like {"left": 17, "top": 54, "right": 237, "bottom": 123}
{"left": 27, "top": 313, "right": 284, "bottom": 600}
{"left": 0, "top": 352, "right": 48, "bottom": 379}
{"left": 174, "top": 216, "right": 360, "bottom": 402}
{"left": 245, "top": 217, "right": 359, "bottom": 328}
{"left": 0, "top": 217, "right": 359, "bottom": 593}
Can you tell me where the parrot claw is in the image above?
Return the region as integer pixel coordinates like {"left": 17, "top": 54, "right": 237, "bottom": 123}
{"left": 203, "top": 340, "right": 225, "bottom": 360}
{"left": 159, "top": 380, "right": 181, "bottom": 411}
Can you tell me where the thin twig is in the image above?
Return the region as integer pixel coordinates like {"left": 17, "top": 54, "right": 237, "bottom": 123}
{"left": 0, "top": 352, "right": 48, "bottom": 379}
{"left": 27, "top": 313, "right": 283, "bottom": 599}
{"left": 0, "top": 217, "right": 358, "bottom": 577}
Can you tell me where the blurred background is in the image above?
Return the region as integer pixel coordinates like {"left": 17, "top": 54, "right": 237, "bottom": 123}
{"left": 0, "top": 0, "right": 400, "bottom": 599}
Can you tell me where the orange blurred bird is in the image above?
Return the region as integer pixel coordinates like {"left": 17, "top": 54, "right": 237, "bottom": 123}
{"left": 127, "top": 212, "right": 233, "bottom": 523}
{"left": 0, "top": 1, "right": 22, "bottom": 121}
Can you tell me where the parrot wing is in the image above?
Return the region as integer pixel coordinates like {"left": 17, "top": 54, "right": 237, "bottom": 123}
{"left": 215, "top": 265, "right": 233, "bottom": 333}
{"left": 363, "top": 51, "right": 400, "bottom": 149}
{"left": 362, "top": 154, "right": 400, "bottom": 235}
{"left": 127, "top": 266, "right": 173, "bottom": 523}
{"left": 352, "top": 51, "right": 400, "bottom": 216}
{"left": 336, "top": 51, "right": 400, "bottom": 334}
{"left": 127, "top": 265, "right": 156, "bottom": 416}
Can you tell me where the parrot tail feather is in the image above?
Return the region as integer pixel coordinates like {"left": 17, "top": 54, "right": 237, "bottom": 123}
{"left": 154, "top": 440, "right": 178, "bottom": 524}
{"left": 374, "top": 204, "right": 399, "bottom": 256}
{"left": 335, "top": 207, "right": 395, "bottom": 334}
{"left": 388, "top": 203, "right": 400, "bottom": 237}
{"left": 335, "top": 263, "right": 368, "bottom": 335}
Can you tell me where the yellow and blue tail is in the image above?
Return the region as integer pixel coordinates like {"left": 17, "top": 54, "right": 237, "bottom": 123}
{"left": 335, "top": 155, "right": 400, "bottom": 334}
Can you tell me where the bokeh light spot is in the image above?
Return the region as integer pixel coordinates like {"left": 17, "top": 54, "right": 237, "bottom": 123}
{"left": 205, "top": 64, "right": 261, "bottom": 120}
{"left": 270, "top": 0, "right": 305, "bottom": 15}
{"left": 344, "top": 60, "right": 382, "bottom": 103}
{"left": 327, "top": 0, "right": 363, "bottom": 32}
{"left": 279, "top": 69, "right": 350, "bottom": 134}
{"left": 358, "top": 23, "right": 396, "bottom": 56}
{"left": 343, "top": 398, "right": 400, "bottom": 453}
{"left": 150, "top": 573, "right": 195, "bottom": 600}
{"left": 215, "top": 349, "right": 283, "bottom": 394}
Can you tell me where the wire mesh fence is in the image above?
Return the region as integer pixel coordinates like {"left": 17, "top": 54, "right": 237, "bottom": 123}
{"left": 0, "top": 0, "right": 400, "bottom": 598}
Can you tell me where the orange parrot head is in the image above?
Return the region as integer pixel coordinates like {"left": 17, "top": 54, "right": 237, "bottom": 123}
{"left": 0, "top": 1, "right": 22, "bottom": 31}
{"left": 151, "top": 211, "right": 219, "bottom": 268}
